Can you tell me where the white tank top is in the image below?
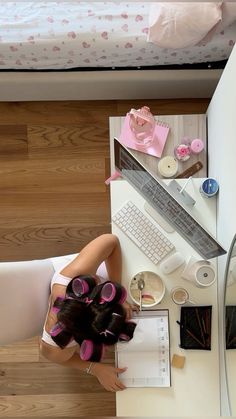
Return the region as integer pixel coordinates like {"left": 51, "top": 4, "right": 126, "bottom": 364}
{"left": 41, "top": 272, "right": 78, "bottom": 347}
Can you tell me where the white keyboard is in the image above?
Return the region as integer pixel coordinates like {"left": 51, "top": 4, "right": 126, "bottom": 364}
{"left": 112, "top": 201, "right": 175, "bottom": 265}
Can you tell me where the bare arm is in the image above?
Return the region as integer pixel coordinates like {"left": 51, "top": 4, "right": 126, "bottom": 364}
{"left": 40, "top": 234, "right": 138, "bottom": 390}
{"left": 40, "top": 341, "right": 127, "bottom": 392}
{"left": 61, "top": 234, "right": 122, "bottom": 283}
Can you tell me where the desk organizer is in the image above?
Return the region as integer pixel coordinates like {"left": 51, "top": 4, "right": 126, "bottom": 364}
{"left": 177, "top": 306, "right": 212, "bottom": 350}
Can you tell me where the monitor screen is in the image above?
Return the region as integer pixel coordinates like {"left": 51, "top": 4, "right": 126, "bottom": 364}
{"left": 114, "top": 138, "right": 226, "bottom": 260}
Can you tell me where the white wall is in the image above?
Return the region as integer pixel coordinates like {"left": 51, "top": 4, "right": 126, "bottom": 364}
{"left": 207, "top": 44, "right": 236, "bottom": 415}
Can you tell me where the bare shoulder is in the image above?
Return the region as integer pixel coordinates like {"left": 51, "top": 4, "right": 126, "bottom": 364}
{"left": 40, "top": 338, "right": 77, "bottom": 363}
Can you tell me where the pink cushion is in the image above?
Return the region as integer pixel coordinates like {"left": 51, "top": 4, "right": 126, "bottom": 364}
{"left": 198, "top": 2, "right": 236, "bottom": 45}
{"left": 215, "top": 2, "right": 236, "bottom": 33}
{"left": 147, "top": 2, "right": 222, "bottom": 49}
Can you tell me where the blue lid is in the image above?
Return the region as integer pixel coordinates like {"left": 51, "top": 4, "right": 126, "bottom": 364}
{"left": 201, "top": 178, "right": 219, "bottom": 196}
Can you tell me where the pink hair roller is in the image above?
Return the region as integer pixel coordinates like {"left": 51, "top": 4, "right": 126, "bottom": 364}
{"left": 100, "top": 282, "right": 116, "bottom": 302}
{"left": 51, "top": 296, "right": 65, "bottom": 314}
{"left": 100, "top": 282, "right": 127, "bottom": 304}
{"left": 72, "top": 278, "right": 89, "bottom": 296}
{"left": 50, "top": 323, "right": 64, "bottom": 337}
{"left": 80, "top": 339, "right": 93, "bottom": 360}
{"left": 80, "top": 339, "right": 104, "bottom": 361}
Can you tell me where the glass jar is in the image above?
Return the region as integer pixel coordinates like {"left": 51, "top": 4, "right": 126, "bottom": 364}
{"left": 128, "top": 106, "right": 156, "bottom": 148}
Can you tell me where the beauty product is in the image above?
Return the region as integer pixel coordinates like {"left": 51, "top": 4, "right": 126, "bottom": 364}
{"left": 200, "top": 178, "right": 219, "bottom": 198}
{"left": 190, "top": 138, "right": 204, "bottom": 154}
{"left": 174, "top": 144, "right": 191, "bottom": 161}
{"left": 158, "top": 156, "right": 178, "bottom": 178}
{"left": 181, "top": 256, "right": 216, "bottom": 288}
{"left": 128, "top": 106, "right": 156, "bottom": 148}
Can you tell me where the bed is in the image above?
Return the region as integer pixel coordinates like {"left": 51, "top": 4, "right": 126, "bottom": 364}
{"left": 0, "top": 1, "right": 235, "bottom": 101}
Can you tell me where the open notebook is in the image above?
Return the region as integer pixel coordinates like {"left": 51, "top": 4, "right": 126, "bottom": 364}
{"left": 116, "top": 310, "right": 170, "bottom": 387}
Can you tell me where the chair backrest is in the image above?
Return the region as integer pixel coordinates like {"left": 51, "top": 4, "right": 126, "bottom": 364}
{"left": 0, "top": 254, "right": 109, "bottom": 346}
{"left": 0, "top": 258, "right": 54, "bottom": 346}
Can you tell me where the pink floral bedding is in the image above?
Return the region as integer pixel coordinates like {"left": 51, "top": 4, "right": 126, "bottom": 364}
{"left": 0, "top": 1, "right": 235, "bottom": 70}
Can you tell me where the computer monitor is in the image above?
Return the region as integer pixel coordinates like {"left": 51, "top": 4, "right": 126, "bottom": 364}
{"left": 114, "top": 138, "right": 226, "bottom": 260}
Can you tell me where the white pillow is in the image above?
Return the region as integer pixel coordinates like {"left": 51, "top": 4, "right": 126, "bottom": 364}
{"left": 147, "top": 2, "right": 222, "bottom": 49}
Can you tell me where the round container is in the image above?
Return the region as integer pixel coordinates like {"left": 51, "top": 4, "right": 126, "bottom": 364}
{"left": 129, "top": 271, "right": 165, "bottom": 308}
{"left": 174, "top": 144, "right": 191, "bottom": 161}
{"left": 158, "top": 156, "right": 178, "bottom": 178}
{"left": 190, "top": 138, "right": 204, "bottom": 154}
{"left": 200, "top": 178, "right": 219, "bottom": 198}
{"left": 195, "top": 265, "right": 216, "bottom": 288}
{"left": 129, "top": 107, "right": 156, "bottom": 148}
{"left": 171, "top": 287, "right": 190, "bottom": 305}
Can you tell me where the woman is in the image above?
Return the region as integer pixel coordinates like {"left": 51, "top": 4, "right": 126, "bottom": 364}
{"left": 40, "top": 234, "right": 138, "bottom": 392}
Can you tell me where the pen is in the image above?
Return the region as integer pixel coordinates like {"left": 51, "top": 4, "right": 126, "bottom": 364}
{"left": 186, "top": 328, "right": 205, "bottom": 348}
{"left": 201, "top": 317, "right": 206, "bottom": 334}
{"left": 195, "top": 308, "right": 205, "bottom": 345}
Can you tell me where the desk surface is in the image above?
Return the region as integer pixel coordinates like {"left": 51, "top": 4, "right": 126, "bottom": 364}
{"left": 111, "top": 179, "right": 220, "bottom": 417}
{"left": 109, "top": 114, "right": 207, "bottom": 179}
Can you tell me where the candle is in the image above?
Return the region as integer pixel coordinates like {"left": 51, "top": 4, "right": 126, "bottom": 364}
{"left": 200, "top": 178, "right": 219, "bottom": 198}
{"left": 158, "top": 156, "right": 178, "bottom": 178}
{"left": 174, "top": 144, "right": 191, "bottom": 161}
{"left": 190, "top": 138, "right": 204, "bottom": 154}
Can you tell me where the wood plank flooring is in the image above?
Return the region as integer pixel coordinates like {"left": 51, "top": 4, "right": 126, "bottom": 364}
{"left": 0, "top": 98, "right": 209, "bottom": 417}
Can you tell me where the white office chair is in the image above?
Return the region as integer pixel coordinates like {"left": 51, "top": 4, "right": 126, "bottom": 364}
{"left": 0, "top": 254, "right": 108, "bottom": 346}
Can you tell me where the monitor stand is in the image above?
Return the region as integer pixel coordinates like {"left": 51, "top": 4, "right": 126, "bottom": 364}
{"left": 144, "top": 202, "right": 174, "bottom": 233}
{"left": 168, "top": 179, "right": 196, "bottom": 207}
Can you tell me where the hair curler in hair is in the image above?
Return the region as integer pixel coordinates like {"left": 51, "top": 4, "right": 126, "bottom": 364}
{"left": 51, "top": 296, "right": 65, "bottom": 314}
{"left": 71, "top": 276, "right": 97, "bottom": 297}
{"left": 119, "top": 321, "right": 137, "bottom": 342}
{"left": 50, "top": 322, "right": 74, "bottom": 349}
{"left": 50, "top": 322, "right": 64, "bottom": 337}
{"left": 118, "top": 286, "right": 127, "bottom": 304}
{"left": 99, "top": 282, "right": 127, "bottom": 304}
{"left": 80, "top": 339, "right": 104, "bottom": 362}
{"left": 100, "top": 282, "right": 116, "bottom": 302}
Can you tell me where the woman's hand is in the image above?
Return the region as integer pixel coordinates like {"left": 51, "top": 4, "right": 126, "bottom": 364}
{"left": 122, "top": 300, "right": 139, "bottom": 320}
{"left": 92, "top": 363, "right": 127, "bottom": 392}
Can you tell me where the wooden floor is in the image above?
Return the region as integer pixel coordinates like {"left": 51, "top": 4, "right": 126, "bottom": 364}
{"left": 0, "top": 98, "right": 209, "bottom": 418}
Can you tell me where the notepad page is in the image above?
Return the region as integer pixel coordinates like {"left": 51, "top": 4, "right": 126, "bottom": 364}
{"left": 117, "top": 349, "right": 170, "bottom": 387}
{"left": 117, "top": 316, "right": 169, "bottom": 352}
{"left": 116, "top": 312, "right": 170, "bottom": 387}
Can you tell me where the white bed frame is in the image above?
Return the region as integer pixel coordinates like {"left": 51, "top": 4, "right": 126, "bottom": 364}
{"left": 0, "top": 69, "right": 222, "bottom": 101}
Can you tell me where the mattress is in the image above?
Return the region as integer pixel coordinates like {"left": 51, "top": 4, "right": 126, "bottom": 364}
{"left": 0, "top": 1, "right": 235, "bottom": 70}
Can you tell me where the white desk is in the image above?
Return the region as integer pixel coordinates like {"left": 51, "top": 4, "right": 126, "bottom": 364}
{"left": 111, "top": 179, "right": 220, "bottom": 417}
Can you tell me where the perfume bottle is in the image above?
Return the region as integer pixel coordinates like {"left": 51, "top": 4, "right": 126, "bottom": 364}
{"left": 128, "top": 106, "right": 156, "bottom": 148}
